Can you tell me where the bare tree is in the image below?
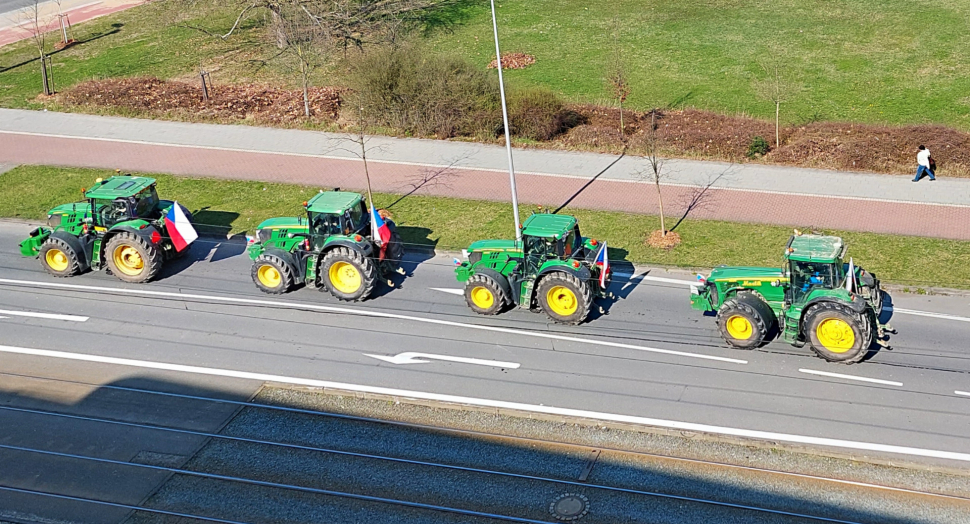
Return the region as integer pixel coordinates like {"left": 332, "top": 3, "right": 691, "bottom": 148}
{"left": 636, "top": 111, "right": 669, "bottom": 236}
{"left": 754, "top": 58, "right": 799, "bottom": 148}
{"left": 669, "top": 168, "right": 733, "bottom": 232}
{"left": 605, "top": 14, "right": 629, "bottom": 137}
{"left": 15, "top": 0, "right": 55, "bottom": 95}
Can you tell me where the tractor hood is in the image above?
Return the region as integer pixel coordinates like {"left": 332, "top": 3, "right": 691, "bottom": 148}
{"left": 48, "top": 202, "right": 89, "bottom": 216}
{"left": 707, "top": 266, "right": 785, "bottom": 282}
{"left": 467, "top": 239, "right": 522, "bottom": 254}
{"left": 255, "top": 216, "right": 309, "bottom": 233}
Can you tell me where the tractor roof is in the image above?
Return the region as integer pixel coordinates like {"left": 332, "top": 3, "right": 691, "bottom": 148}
{"left": 84, "top": 176, "right": 156, "bottom": 199}
{"left": 787, "top": 234, "right": 845, "bottom": 263}
{"left": 306, "top": 191, "right": 362, "bottom": 214}
{"left": 521, "top": 213, "right": 577, "bottom": 239}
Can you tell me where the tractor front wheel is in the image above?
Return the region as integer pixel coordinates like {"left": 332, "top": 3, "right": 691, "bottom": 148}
{"left": 464, "top": 274, "right": 508, "bottom": 316}
{"left": 251, "top": 254, "right": 294, "bottom": 294}
{"left": 716, "top": 292, "right": 774, "bottom": 349}
{"left": 537, "top": 272, "right": 592, "bottom": 325}
{"left": 320, "top": 247, "right": 377, "bottom": 302}
{"left": 105, "top": 232, "right": 163, "bottom": 283}
{"left": 804, "top": 302, "right": 872, "bottom": 363}
{"left": 38, "top": 237, "right": 81, "bottom": 278}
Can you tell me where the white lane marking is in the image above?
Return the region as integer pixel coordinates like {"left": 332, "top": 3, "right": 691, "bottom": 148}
{"left": 365, "top": 352, "right": 520, "bottom": 368}
{"left": 890, "top": 307, "right": 970, "bottom": 323}
{"left": 431, "top": 287, "right": 465, "bottom": 296}
{"left": 0, "top": 309, "right": 88, "bottom": 322}
{"left": 1, "top": 344, "right": 967, "bottom": 463}
{"left": 0, "top": 278, "right": 747, "bottom": 365}
{"left": 799, "top": 369, "right": 902, "bottom": 387}
{"left": 956, "top": 391, "right": 970, "bottom": 397}
{"left": 4, "top": 130, "right": 969, "bottom": 209}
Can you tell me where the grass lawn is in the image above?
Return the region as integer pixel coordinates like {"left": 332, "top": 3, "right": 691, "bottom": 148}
{"left": 3, "top": 165, "right": 968, "bottom": 290}
{"left": 2, "top": 0, "right": 969, "bottom": 130}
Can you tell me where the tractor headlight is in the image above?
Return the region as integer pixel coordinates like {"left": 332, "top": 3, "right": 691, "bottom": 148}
{"left": 47, "top": 214, "right": 62, "bottom": 228}
{"left": 256, "top": 229, "right": 271, "bottom": 243}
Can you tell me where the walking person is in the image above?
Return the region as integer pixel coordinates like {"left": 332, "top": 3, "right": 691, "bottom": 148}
{"left": 912, "top": 145, "right": 936, "bottom": 182}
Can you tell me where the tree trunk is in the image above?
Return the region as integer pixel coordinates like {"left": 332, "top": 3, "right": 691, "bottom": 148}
{"left": 656, "top": 179, "right": 666, "bottom": 235}
{"left": 270, "top": 5, "right": 286, "bottom": 49}
{"left": 775, "top": 100, "right": 780, "bottom": 148}
{"left": 300, "top": 56, "right": 310, "bottom": 118}
{"left": 39, "top": 54, "right": 51, "bottom": 96}
{"left": 618, "top": 100, "right": 624, "bottom": 136}
{"left": 303, "top": 82, "right": 310, "bottom": 118}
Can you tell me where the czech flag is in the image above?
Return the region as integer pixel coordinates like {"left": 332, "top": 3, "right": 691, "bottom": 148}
{"left": 370, "top": 205, "right": 391, "bottom": 259}
{"left": 595, "top": 241, "right": 609, "bottom": 288}
{"left": 164, "top": 203, "right": 198, "bottom": 252}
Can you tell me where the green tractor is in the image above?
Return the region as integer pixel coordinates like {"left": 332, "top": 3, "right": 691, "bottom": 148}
{"left": 246, "top": 190, "right": 404, "bottom": 301}
{"left": 19, "top": 175, "right": 195, "bottom": 283}
{"left": 454, "top": 213, "right": 612, "bottom": 325}
{"left": 690, "top": 233, "right": 888, "bottom": 363}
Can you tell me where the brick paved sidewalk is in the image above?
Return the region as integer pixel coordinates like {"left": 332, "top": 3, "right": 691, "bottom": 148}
{"left": 2, "top": 109, "right": 969, "bottom": 240}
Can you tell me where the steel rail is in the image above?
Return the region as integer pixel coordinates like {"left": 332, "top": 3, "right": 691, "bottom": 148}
{"left": 0, "top": 403, "right": 878, "bottom": 523}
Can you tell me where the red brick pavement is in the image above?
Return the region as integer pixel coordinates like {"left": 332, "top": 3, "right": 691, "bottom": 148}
{"left": 4, "top": 133, "right": 970, "bottom": 240}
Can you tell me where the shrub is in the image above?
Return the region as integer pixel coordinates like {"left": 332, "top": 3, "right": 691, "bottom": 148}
{"left": 507, "top": 87, "right": 586, "bottom": 141}
{"left": 747, "top": 136, "right": 771, "bottom": 158}
{"left": 349, "top": 45, "right": 500, "bottom": 138}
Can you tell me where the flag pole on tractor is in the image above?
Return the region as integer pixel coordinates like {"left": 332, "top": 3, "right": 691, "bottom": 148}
{"left": 489, "top": 0, "right": 522, "bottom": 241}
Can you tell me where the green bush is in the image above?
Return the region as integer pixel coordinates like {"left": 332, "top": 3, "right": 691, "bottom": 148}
{"left": 507, "top": 87, "right": 586, "bottom": 141}
{"left": 349, "top": 45, "right": 500, "bottom": 138}
{"left": 747, "top": 136, "right": 770, "bottom": 158}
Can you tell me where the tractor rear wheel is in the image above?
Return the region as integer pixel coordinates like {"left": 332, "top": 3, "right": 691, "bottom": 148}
{"left": 464, "top": 274, "right": 508, "bottom": 316}
{"left": 716, "top": 292, "right": 773, "bottom": 349}
{"left": 38, "top": 237, "right": 81, "bottom": 278}
{"left": 804, "top": 302, "right": 872, "bottom": 363}
{"left": 537, "top": 272, "right": 592, "bottom": 325}
{"left": 251, "top": 254, "right": 294, "bottom": 294}
{"left": 320, "top": 246, "right": 377, "bottom": 302}
{"left": 105, "top": 232, "right": 163, "bottom": 283}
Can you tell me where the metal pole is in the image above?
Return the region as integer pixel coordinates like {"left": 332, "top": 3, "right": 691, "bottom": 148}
{"left": 489, "top": 0, "right": 521, "bottom": 241}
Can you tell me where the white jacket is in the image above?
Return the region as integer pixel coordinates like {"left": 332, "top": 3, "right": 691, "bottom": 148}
{"left": 917, "top": 149, "right": 931, "bottom": 167}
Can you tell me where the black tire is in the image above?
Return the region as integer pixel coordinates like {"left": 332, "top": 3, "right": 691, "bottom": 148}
{"left": 38, "top": 237, "right": 81, "bottom": 278}
{"left": 536, "top": 272, "right": 592, "bottom": 325}
{"left": 464, "top": 274, "right": 508, "bottom": 316}
{"left": 320, "top": 246, "right": 377, "bottom": 302}
{"left": 251, "top": 254, "right": 294, "bottom": 294}
{"left": 803, "top": 302, "right": 873, "bottom": 364}
{"left": 104, "top": 232, "right": 163, "bottom": 283}
{"left": 716, "top": 292, "right": 772, "bottom": 349}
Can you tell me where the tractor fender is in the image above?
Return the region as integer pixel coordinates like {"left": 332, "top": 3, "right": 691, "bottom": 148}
{"left": 261, "top": 248, "right": 303, "bottom": 281}
{"left": 470, "top": 267, "right": 514, "bottom": 300}
{"left": 104, "top": 224, "right": 163, "bottom": 247}
{"left": 322, "top": 239, "right": 374, "bottom": 258}
{"left": 538, "top": 265, "right": 590, "bottom": 282}
{"left": 49, "top": 230, "right": 92, "bottom": 271}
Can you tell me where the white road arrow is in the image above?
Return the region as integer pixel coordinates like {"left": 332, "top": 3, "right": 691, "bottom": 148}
{"left": 365, "top": 352, "right": 520, "bottom": 369}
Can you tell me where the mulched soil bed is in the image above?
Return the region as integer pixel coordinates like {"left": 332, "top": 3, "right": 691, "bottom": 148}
{"left": 59, "top": 77, "right": 970, "bottom": 177}
{"left": 61, "top": 77, "right": 343, "bottom": 123}
{"left": 487, "top": 52, "right": 536, "bottom": 70}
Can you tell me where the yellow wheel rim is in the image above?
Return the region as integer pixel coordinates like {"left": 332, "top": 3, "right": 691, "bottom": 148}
{"left": 725, "top": 315, "right": 753, "bottom": 340}
{"left": 257, "top": 265, "right": 282, "bottom": 288}
{"left": 546, "top": 286, "right": 578, "bottom": 317}
{"left": 816, "top": 318, "right": 855, "bottom": 353}
{"left": 112, "top": 245, "right": 144, "bottom": 276}
{"left": 470, "top": 286, "right": 494, "bottom": 309}
{"left": 329, "top": 261, "right": 362, "bottom": 294}
{"left": 45, "top": 248, "right": 69, "bottom": 272}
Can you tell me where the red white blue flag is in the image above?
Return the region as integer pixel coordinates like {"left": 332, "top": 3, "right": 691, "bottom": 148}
{"left": 595, "top": 241, "right": 609, "bottom": 288}
{"left": 370, "top": 205, "right": 391, "bottom": 259}
{"left": 164, "top": 203, "right": 198, "bottom": 252}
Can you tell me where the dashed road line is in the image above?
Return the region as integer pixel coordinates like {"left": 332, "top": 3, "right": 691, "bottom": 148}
{"left": 956, "top": 391, "right": 970, "bottom": 397}
{"left": 0, "top": 309, "right": 88, "bottom": 322}
{"left": 799, "top": 369, "right": 902, "bottom": 387}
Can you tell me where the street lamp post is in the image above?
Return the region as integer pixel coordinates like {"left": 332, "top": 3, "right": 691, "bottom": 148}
{"left": 489, "top": 0, "right": 522, "bottom": 241}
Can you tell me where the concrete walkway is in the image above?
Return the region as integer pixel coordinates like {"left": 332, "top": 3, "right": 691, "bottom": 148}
{"left": 2, "top": 108, "right": 969, "bottom": 239}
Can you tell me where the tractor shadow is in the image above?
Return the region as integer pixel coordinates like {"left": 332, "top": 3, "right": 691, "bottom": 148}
{"left": 585, "top": 248, "right": 638, "bottom": 322}
{"left": 154, "top": 209, "right": 244, "bottom": 280}
{"left": 861, "top": 292, "right": 896, "bottom": 362}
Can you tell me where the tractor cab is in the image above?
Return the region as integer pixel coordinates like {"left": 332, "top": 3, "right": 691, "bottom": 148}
{"left": 84, "top": 176, "right": 161, "bottom": 228}
{"left": 521, "top": 214, "right": 582, "bottom": 273}
{"left": 784, "top": 235, "right": 846, "bottom": 304}
{"left": 305, "top": 191, "right": 368, "bottom": 244}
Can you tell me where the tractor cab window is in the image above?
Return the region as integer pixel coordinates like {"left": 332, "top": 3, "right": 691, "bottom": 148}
{"left": 132, "top": 187, "right": 158, "bottom": 218}
{"left": 524, "top": 235, "right": 555, "bottom": 272}
{"left": 561, "top": 227, "right": 581, "bottom": 259}
{"left": 348, "top": 202, "right": 365, "bottom": 233}
{"left": 96, "top": 199, "right": 131, "bottom": 227}
{"left": 310, "top": 213, "right": 341, "bottom": 236}
{"left": 790, "top": 261, "right": 835, "bottom": 300}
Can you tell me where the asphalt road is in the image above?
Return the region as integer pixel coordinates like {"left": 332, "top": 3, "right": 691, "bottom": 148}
{"left": 0, "top": 0, "right": 34, "bottom": 16}
{"left": 1, "top": 220, "right": 970, "bottom": 473}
